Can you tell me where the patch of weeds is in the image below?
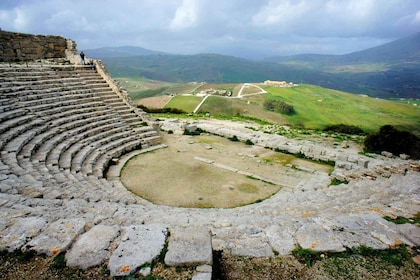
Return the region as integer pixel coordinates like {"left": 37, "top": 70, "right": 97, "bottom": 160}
{"left": 319, "top": 159, "right": 336, "bottom": 166}
{"left": 167, "top": 130, "right": 173, "bottom": 134}
{"left": 245, "top": 139, "right": 254, "bottom": 145}
{"left": 292, "top": 245, "right": 322, "bottom": 267}
{"left": 100, "top": 265, "right": 110, "bottom": 277}
{"left": 142, "top": 276, "right": 162, "bottom": 280}
{"left": 383, "top": 214, "right": 420, "bottom": 224}
{"left": 140, "top": 121, "right": 148, "bottom": 126}
{"left": 4, "top": 249, "right": 35, "bottom": 262}
{"left": 115, "top": 274, "right": 137, "bottom": 280}
{"left": 245, "top": 126, "right": 257, "bottom": 131}
{"left": 331, "top": 178, "right": 349, "bottom": 186}
{"left": 228, "top": 135, "right": 239, "bottom": 142}
{"left": 51, "top": 252, "right": 66, "bottom": 269}
{"left": 183, "top": 127, "right": 203, "bottom": 136}
{"left": 274, "top": 147, "right": 288, "bottom": 154}
{"left": 295, "top": 152, "right": 306, "bottom": 159}
{"left": 158, "top": 232, "right": 170, "bottom": 264}
{"left": 354, "top": 245, "right": 411, "bottom": 266}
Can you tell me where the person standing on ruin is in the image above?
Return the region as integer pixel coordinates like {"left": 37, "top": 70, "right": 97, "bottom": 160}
{"left": 80, "top": 51, "right": 85, "bottom": 65}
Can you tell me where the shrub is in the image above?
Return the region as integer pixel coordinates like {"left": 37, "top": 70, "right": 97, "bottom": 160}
{"left": 331, "top": 178, "right": 349, "bottom": 186}
{"left": 183, "top": 127, "right": 202, "bottom": 136}
{"left": 137, "top": 104, "right": 186, "bottom": 114}
{"left": 245, "top": 139, "right": 254, "bottom": 145}
{"left": 364, "top": 125, "right": 419, "bottom": 159}
{"left": 229, "top": 135, "right": 239, "bottom": 142}
{"left": 323, "top": 124, "right": 365, "bottom": 135}
{"left": 263, "top": 99, "right": 295, "bottom": 115}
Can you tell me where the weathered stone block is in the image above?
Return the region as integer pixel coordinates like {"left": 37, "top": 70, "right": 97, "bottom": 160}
{"left": 0, "top": 217, "right": 47, "bottom": 252}
{"left": 165, "top": 226, "right": 212, "bottom": 267}
{"left": 66, "top": 224, "right": 120, "bottom": 270}
{"left": 23, "top": 218, "right": 86, "bottom": 256}
{"left": 108, "top": 224, "right": 167, "bottom": 276}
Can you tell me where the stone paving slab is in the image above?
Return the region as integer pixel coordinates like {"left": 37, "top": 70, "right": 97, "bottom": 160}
{"left": 394, "top": 223, "right": 420, "bottom": 246}
{"left": 23, "top": 218, "right": 86, "bottom": 256}
{"left": 164, "top": 226, "right": 213, "bottom": 267}
{"left": 358, "top": 213, "right": 414, "bottom": 248}
{"left": 265, "top": 224, "right": 296, "bottom": 255}
{"left": 0, "top": 216, "right": 47, "bottom": 252}
{"left": 295, "top": 221, "right": 345, "bottom": 252}
{"left": 312, "top": 215, "right": 389, "bottom": 250}
{"left": 108, "top": 224, "right": 167, "bottom": 276}
{"left": 65, "top": 224, "right": 120, "bottom": 270}
{"left": 230, "top": 237, "right": 274, "bottom": 257}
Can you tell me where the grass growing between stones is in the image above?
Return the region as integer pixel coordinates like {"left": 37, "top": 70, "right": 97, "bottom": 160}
{"left": 383, "top": 212, "right": 420, "bottom": 225}
{"left": 217, "top": 249, "right": 419, "bottom": 280}
{"left": 293, "top": 245, "right": 413, "bottom": 267}
{"left": 330, "top": 177, "right": 350, "bottom": 186}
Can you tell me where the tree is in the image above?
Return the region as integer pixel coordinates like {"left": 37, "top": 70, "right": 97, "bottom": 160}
{"left": 364, "top": 125, "right": 419, "bottom": 159}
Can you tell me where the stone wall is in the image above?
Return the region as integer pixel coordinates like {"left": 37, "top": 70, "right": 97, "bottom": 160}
{"left": 0, "top": 30, "right": 75, "bottom": 62}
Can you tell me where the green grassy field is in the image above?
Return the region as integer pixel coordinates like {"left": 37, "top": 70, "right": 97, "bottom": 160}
{"left": 115, "top": 77, "right": 172, "bottom": 100}
{"left": 198, "top": 96, "right": 288, "bottom": 124}
{"left": 126, "top": 77, "right": 419, "bottom": 135}
{"left": 263, "top": 84, "right": 420, "bottom": 133}
{"left": 164, "top": 95, "right": 203, "bottom": 113}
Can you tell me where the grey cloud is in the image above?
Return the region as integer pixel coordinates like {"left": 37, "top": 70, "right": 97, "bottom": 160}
{"left": 0, "top": 0, "right": 418, "bottom": 58}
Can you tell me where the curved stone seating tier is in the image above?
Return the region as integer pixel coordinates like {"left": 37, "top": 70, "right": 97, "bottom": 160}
{"left": 0, "top": 64, "right": 161, "bottom": 180}
{"left": 58, "top": 123, "right": 129, "bottom": 169}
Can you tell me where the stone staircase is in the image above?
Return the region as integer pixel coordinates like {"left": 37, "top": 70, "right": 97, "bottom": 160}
{"left": 0, "top": 63, "right": 419, "bottom": 279}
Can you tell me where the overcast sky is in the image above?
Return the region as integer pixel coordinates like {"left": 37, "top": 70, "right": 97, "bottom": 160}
{"left": 1, "top": 0, "right": 419, "bottom": 59}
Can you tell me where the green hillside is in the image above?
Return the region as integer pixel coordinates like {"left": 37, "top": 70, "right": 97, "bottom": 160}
{"left": 101, "top": 33, "right": 420, "bottom": 99}
{"left": 160, "top": 84, "right": 419, "bottom": 134}
{"left": 262, "top": 85, "right": 419, "bottom": 133}
{"left": 165, "top": 95, "right": 203, "bottom": 113}
{"left": 266, "top": 32, "right": 420, "bottom": 98}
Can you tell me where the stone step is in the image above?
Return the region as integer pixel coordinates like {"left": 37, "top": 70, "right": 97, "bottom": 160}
{"left": 65, "top": 224, "right": 120, "bottom": 270}
{"left": 0, "top": 108, "right": 28, "bottom": 123}
{"left": 81, "top": 135, "right": 143, "bottom": 176}
{"left": 164, "top": 226, "right": 213, "bottom": 267}
{"left": 108, "top": 224, "right": 167, "bottom": 276}
{"left": 71, "top": 128, "right": 135, "bottom": 172}
{"left": 58, "top": 123, "right": 127, "bottom": 169}
{"left": 0, "top": 113, "right": 33, "bottom": 136}
{"left": 32, "top": 114, "right": 120, "bottom": 163}
{"left": 22, "top": 218, "right": 86, "bottom": 256}
{"left": 47, "top": 123, "right": 127, "bottom": 168}
{"left": 0, "top": 216, "right": 47, "bottom": 252}
{"left": 25, "top": 99, "right": 103, "bottom": 113}
{"left": 17, "top": 88, "right": 94, "bottom": 102}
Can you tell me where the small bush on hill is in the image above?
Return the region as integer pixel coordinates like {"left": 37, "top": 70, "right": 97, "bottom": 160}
{"left": 137, "top": 104, "right": 186, "bottom": 114}
{"left": 229, "top": 135, "right": 239, "bottom": 142}
{"left": 323, "top": 124, "right": 365, "bottom": 135}
{"left": 263, "top": 100, "right": 295, "bottom": 115}
{"left": 183, "top": 127, "right": 203, "bottom": 136}
{"left": 245, "top": 139, "right": 254, "bottom": 145}
{"left": 364, "top": 125, "right": 420, "bottom": 159}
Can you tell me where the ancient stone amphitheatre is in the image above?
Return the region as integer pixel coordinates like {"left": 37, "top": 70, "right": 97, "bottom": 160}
{"left": 0, "top": 30, "right": 419, "bottom": 279}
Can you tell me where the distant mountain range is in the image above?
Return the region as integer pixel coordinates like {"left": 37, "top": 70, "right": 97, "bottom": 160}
{"left": 86, "top": 32, "right": 420, "bottom": 98}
